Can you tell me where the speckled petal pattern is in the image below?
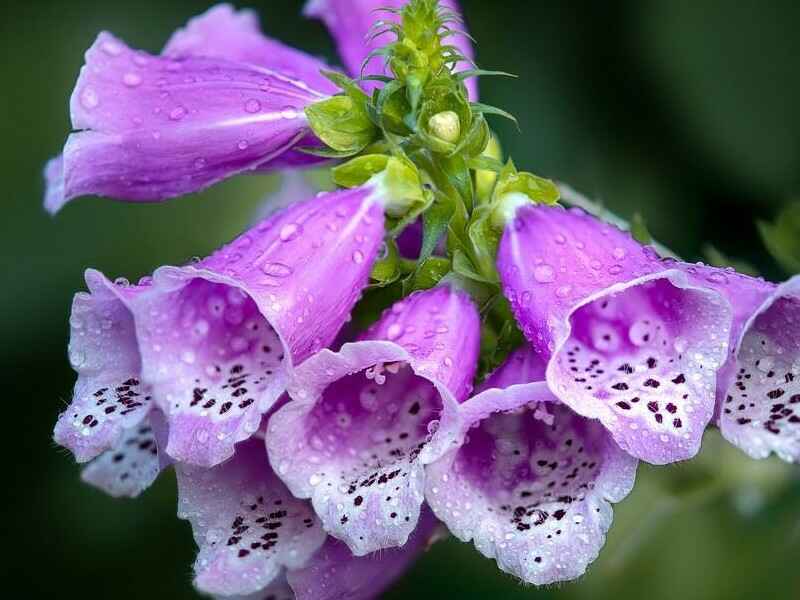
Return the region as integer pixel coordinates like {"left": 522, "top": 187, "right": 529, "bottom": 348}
{"left": 497, "top": 206, "right": 733, "bottom": 464}
{"left": 135, "top": 186, "right": 384, "bottom": 467}
{"left": 266, "top": 285, "right": 480, "bottom": 555}
{"left": 176, "top": 438, "right": 327, "bottom": 597}
{"left": 426, "top": 346, "right": 638, "bottom": 584}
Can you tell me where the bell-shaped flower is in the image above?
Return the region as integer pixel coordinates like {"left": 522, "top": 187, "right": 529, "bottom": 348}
{"left": 266, "top": 284, "right": 480, "bottom": 555}
{"left": 132, "top": 184, "right": 387, "bottom": 467}
{"left": 425, "top": 345, "right": 638, "bottom": 584}
{"left": 177, "top": 434, "right": 442, "bottom": 599}
{"left": 54, "top": 183, "right": 388, "bottom": 471}
{"left": 676, "top": 265, "right": 800, "bottom": 463}
{"left": 176, "top": 437, "right": 328, "bottom": 597}
{"left": 44, "top": 6, "right": 338, "bottom": 213}
{"left": 304, "top": 0, "right": 477, "bottom": 99}
{"left": 496, "top": 203, "right": 733, "bottom": 464}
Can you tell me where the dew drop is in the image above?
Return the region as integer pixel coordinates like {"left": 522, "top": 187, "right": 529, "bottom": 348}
{"left": 122, "top": 72, "right": 142, "bottom": 87}
{"left": 279, "top": 223, "right": 301, "bottom": 242}
{"left": 244, "top": 98, "right": 262, "bottom": 113}
{"left": 237, "top": 140, "right": 249, "bottom": 150}
{"left": 281, "top": 106, "right": 299, "bottom": 119}
{"left": 352, "top": 250, "right": 365, "bottom": 264}
{"left": 80, "top": 87, "right": 99, "bottom": 109}
{"left": 533, "top": 264, "right": 555, "bottom": 283}
{"left": 261, "top": 262, "right": 293, "bottom": 277}
{"left": 169, "top": 106, "right": 187, "bottom": 121}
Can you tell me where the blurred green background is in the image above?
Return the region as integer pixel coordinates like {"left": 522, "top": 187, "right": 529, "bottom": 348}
{"left": 2, "top": 0, "right": 799, "bottom": 597}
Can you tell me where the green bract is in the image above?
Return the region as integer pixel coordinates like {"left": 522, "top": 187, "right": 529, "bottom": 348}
{"left": 308, "top": 0, "right": 563, "bottom": 375}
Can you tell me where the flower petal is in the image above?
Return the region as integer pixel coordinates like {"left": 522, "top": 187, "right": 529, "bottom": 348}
{"left": 135, "top": 186, "right": 384, "bottom": 467}
{"left": 266, "top": 285, "right": 480, "bottom": 555}
{"left": 48, "top": 32, "right": 327, "bottom": 212}
{"left": 718, "top": 275, "right": 800, "bottom": 462}
{"left": 163, "top": 4, "right": 338, "bottom": 95}
{"left": 303, "top": 0, "right": 478, "bottom": 99}
{"left": 426, "top": 346, "right": 638, "bottom": 584}
{"left": 176, "top": 437, "right": 327, "bottom": 597}
{"left": 53, "top": 270, "right": 151, "bottom": 462}
{"left": 81, "top": 411, "right": 171, "bottom": 498}
{"left": 498, "top": 206, "right": 732, "bottom": 464}
{"left": 287, "top": 506, "right": 441, "bottom": 600}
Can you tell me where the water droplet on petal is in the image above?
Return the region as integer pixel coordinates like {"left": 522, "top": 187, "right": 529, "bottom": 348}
{"left": 261, "top": 262, "right": 293, "bottom": 277}
{"left": 533, "top": 264, "right": 555, "bottom": 283}
{"left": 80, "top": 87, "right": 99, "bottom": 109}
{"left": 279, "top": 223, "right": 301, "bottom": 241}
{"left": 237, "top": 140, "right": 249, "bottom": 150}
{"left": 122, "top": 72, "right": 142, "bottom": 87}
{"left": 244, "top": 98, "right": 261, "bottom": 113}
{"left": 169, "top": 106, "right": 187, "bottom": 121}
{"left": 352, "top": 250, "right": 365, "bottom": 264}
{"left": 281, "top": 106, "right": 299, "bottom": 119}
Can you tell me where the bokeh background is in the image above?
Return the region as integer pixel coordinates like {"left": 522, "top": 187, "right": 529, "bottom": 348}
{"left": 3, "top": 0, "right": 799, "bottom": 597}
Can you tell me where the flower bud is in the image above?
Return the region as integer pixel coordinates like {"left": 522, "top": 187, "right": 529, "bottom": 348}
{"left": 427, "top": 110, "right": 461, "bottom": 143}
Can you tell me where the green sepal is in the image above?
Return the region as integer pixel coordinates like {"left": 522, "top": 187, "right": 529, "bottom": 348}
{"left": 630, "top": 212, "right": 653, "bottom": 244}
{"left": 369, "top": 239, "right": 402, "bottom": 288}
{"left": 493, "top": 160, "right": 560, "bottom": 206}
{"left": 402, "top": 256, "right": 451, "bottom": 294}
{"left": 465, "top": 206, "right": 501, "bottom": 284}
{"left": 471, "top": 102, "right": 519, "bottom": 130}
{"left": 332, "top": 154, "right": 392, "bottom": 188}
{"left": 305, "top": 95, "right": 377, "bottom": 154}
{"left": 420, "top": 191, "right": 456, "bottom": 263}
{"left": 758, "top": 202, "right": 800, "bottom": 274}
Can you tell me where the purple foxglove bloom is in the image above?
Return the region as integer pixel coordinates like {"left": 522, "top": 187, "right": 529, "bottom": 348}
{"left": 426, "top": 345, "right": 637, "bottom": 584}
{"left": 304, "top": 0, "right": 478, "bottom": 99}
{"left": 497, "top": 205, "right": 733, "bottom": 464}
{"left": 162, "top": 4, "right": 338, "bottom": 95}
{"left": 266, "top": 284, "right": 480, "bottom": 555}
{"left": 45, "top": 6, "right": 336, "bottom": 213}
{"left": 53, "top": 269, "right": 154, "bottom": 463}
{"left": 176, "top": 437, "right": 328, "bottom": 597}
{"left": 132, "top": 185, "right": 385, "bottom": 467}
{"left": 679, "top": 266, "right": 800, "bottom": 463}
{"left": 287, "top": 507, "right": 441, "bottom": 600}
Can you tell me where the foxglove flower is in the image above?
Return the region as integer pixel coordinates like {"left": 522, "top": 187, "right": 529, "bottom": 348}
{"left": 176, "top": 437, "right": 328, "bottom": 597}
{"left": 426, "top": 345, "right": 637, "bottom": 583}
{"left": 266, "top": 284, "right": 480, "bottom": 554}
{"left": 44, "top": 25, "right": 334, "bottom": 212}
{"left": 54, "top": 183, "right": 387, "bottom": 470}
{"left": 177, "top": 434, "right": 441, "bottom": 599}
{"left": 497, "top": 204, "right": 733, "bottom": 464}
{"left": 677, "top": 266, "right": 800, "bottom": 462}
{"left": 44, "top": 2, "right": 477, "bottom": 212}
{"left": 304, "top": 0, "right": 477, "bottom": 99}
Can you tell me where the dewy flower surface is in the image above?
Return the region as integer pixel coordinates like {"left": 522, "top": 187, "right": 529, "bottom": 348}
{"left": 426, "top": 345, "right": 637, "bottom": 584}
{"left": 267, "top": 284, "right": 480, "bottom": 555}
{"left": 45, "top": 1, "right": 798, "bottom": 598}
{"left": 497, "top": 204, "right": 733, "bottom": 464}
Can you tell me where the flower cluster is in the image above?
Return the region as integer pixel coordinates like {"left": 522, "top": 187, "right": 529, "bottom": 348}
{"left": 48, "top": 1, "right": 799, "bottom": 598}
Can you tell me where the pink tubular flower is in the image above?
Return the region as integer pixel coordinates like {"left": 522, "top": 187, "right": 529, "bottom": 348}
{"left": 44, "top": 2, "right": 477, "bottom": 212}
{"left": 54, "top": 183, "right": 387, "bottom": 469}
{"left": 266, "top": 284, "right": 480, "bottom": 555}
{"left": 425, "top": 345, "right": 638, "bottom": 584}
{"left": 177, "top": 436, "right": 442, "bottom": 599}
{"left": 497, "top": 204, "right": 734, "bottom": 465}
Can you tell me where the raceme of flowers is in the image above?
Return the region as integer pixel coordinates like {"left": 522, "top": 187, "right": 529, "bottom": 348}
{"left": 47, "top": 1, "right": 800, "bottom": 598}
